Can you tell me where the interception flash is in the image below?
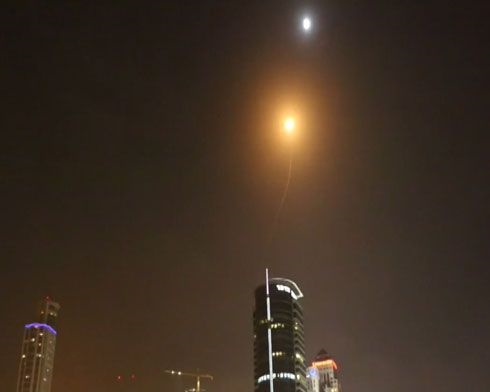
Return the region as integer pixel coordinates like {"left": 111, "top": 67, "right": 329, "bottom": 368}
{"left": 284, "top": 118, "right": 295, "bottom": 134}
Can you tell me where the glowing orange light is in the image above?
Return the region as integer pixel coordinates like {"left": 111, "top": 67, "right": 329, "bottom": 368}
{"left": 312, "top": 359, "right": 338, "bottom": 370}
{"left": 284, "top": 117, "right": 295, "bottom": 134}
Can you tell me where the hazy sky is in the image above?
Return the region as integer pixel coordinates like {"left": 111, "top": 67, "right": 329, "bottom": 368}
{"left": 1, "top": 1, "right": 488, "bottom": 391}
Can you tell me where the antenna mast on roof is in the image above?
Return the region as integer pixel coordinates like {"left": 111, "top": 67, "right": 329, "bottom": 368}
{"left": 266, "top": 268, "right": 274, "bottom": 392}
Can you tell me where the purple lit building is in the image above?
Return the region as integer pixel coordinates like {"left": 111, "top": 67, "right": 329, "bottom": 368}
{"left": 16, "top": 298, "right": 60, "bottom": 392}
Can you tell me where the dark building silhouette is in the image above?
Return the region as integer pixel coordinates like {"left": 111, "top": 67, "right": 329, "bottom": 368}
{"left": 254, "top": 277, "right": 306, "bottom": 392}
{"left": 16, "top": 298, "right": 60, "bottom": 392}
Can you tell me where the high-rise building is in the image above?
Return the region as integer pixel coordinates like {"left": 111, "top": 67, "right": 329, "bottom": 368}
{"left": 16, "top": 298, "right": 60, "bottom": 392}
{"left": 253, "top": 276, "right": 307, "bottom": 392}
{"left": 306, "top": 350, "right": 341, "bottom": 392}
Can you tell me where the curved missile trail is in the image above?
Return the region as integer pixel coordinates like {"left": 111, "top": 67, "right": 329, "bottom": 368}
{"left": 268, "top": 148, "right": 293, "bottom": 250}
{"left": 275, "top": 154, "right": 293, "bottom": 225}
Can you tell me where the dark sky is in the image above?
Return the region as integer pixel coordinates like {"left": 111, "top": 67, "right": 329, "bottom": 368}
{"left": 1, "top": 1, "right": 488, "bottom": 391}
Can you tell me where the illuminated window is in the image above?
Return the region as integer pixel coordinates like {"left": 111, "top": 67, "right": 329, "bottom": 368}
{"left": 276, "top": 284, "right": 299, "bottom": 300}
{"left": 258, "top": 372, "right": 296, "bottom": 383}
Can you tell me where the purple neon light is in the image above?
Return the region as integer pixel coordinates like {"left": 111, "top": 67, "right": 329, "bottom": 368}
{"left": 25, "top": 323, "right": 57, "bottom": 336}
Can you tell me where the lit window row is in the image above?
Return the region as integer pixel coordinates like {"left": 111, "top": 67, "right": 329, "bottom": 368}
{"left": 312, "top": 359, "right": 338, "bottom": 370}
{"left": 270, "top": 322, "right": 285, "bottom": 329}
{"left": 276, "top": 284, "right": 299, "bottom": 300}
{"left": 258, "top": 372, "right": 296, "bottom": 383}
{"left": 272, "top": 351, "right": 286, "bottom": 357}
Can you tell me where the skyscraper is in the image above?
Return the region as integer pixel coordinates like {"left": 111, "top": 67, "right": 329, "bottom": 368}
{"left": 16, "top": 298, "right": 60, "bottom": 392}
{"left": 253, "top": 276, "right": 307, "bottom": 392}
{"left": 306, "top": 350, "right": 341, "bottom": 392}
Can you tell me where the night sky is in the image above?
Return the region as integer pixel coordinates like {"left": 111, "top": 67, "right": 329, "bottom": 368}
{"left": 1, "top": 1, "right": 488, "bottom": 391}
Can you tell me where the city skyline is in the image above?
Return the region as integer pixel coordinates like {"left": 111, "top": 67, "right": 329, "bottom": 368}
{"left": 13, "top": 277, "right": 340, "bottom": 392}
{"left": 2, "top": 1, "right": 488, "bottom": 391}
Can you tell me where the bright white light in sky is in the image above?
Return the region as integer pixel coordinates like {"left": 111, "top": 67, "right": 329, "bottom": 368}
{"left": 302, "top": 17, "right": 312, "bottom": 31}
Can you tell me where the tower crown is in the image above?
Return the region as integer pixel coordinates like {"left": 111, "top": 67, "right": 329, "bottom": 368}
{"left": 270, "top": 277, "right": 304, "bottom": 300}
{"left": 39, "top": 297, "right": 60, "bottom": 328}
{"left": 314, "top": 349, "right": 331, "bottom": 362}
{"left": 312, "top": 349, "right": 338, "bottom": 371}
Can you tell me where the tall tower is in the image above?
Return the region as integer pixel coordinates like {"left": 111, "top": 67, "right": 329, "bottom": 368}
{"left": 306, "top": 350, "right": 341, "bottom": 392}
{"left": 253, "top": 276, "right": 306, "bottom": 392}
{"left": 16, "top": 298, "right": 61, "bottom": 392}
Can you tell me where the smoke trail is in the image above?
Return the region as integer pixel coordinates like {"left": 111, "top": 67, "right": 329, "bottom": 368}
{"left": 272, "top": 153, "right": 293, "bottom": 234}
{"left": 275, "top": 155, "right": 293, "bottom": 224}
